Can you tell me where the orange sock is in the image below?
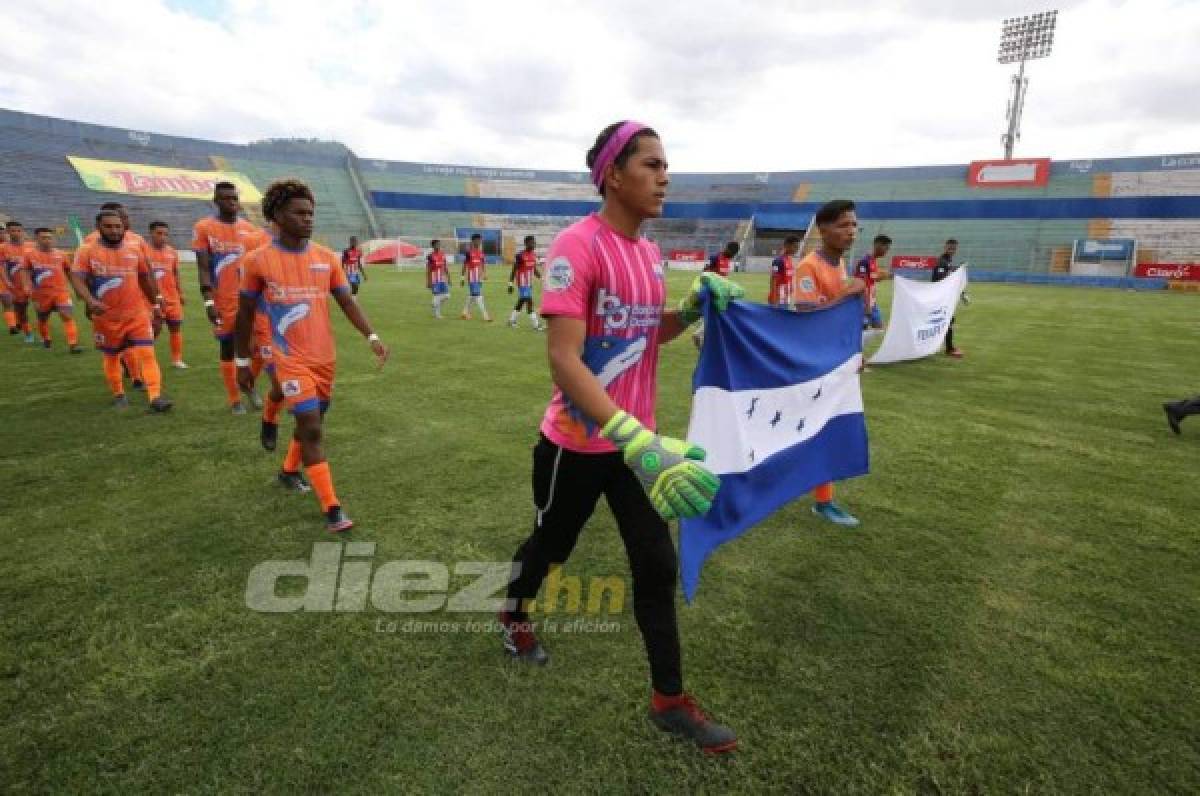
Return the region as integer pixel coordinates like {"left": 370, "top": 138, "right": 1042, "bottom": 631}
{"left": 250, "top": 356, "right": 264, "bottom": 380}
{"left": 219, "top": 360, "right": 240, "bottom": 405}
{"left": 21, "top": 321, "right": 31, "bottom": 334}
{"left": 169, "top": 329, "right": 183, "bottom": 363}
{"left": 813, "top": 482, "right": 834, "bottom": 504}
{"left": 135, "top": 346, "right": 163, "bottom": 401}
{"left": 306, "top": 460, "right": 339, "bottom": 512}
{"left": 64, "top": 318, "right": 79, "bottom": 346}
{"left": 3, "top": 310, "right": 14, "bottom": 329}
{"left": 102, "top": 354, "right": 124, "bottom": 396}
{"left": 37, "top": 320, "right": 50, "bottom": 342}
{"left": 264, "top": 395, "right": 282, "bottom": 424}
{"left": 282, "top": 438, "right": 303, "bottom": 473}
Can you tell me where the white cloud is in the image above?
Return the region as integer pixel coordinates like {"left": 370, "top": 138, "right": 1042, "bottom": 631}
{"left": 1, "top": 0, "right": 1197, "bottom": 172}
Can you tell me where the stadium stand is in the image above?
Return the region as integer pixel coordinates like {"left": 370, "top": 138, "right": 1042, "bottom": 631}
{"left": 2, "top": 106, "right": 1199, "bottom": 285}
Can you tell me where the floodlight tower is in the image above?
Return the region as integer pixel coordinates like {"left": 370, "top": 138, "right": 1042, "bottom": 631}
{"left": 997, "top": 10, "right": 1057, "bottom": 160}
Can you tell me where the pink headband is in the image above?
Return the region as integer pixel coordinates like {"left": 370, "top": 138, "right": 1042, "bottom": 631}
{"left": 590, "top": 121, "right": 648, "bottom": 189}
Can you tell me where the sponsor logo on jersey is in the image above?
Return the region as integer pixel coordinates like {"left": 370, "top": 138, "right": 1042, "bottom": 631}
{"left": 546, "top": 257, "right": 573, "bottom": 292}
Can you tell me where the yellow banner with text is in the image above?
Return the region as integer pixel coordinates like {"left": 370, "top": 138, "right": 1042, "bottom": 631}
{"left": 67, "top": 156, "right": 261, "bottom": 202}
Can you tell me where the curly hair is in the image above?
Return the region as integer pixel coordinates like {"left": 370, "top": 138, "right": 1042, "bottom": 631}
{"left": 261, "top": 178, "right": 315, "bottom": 222}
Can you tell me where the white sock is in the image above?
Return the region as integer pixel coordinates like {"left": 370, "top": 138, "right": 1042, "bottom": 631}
{"left": 509, "top": 310, "right": 519, "bottom": 324}
{"left": 476, "top": 297, "right": 488, "bottom": 315}
{"left": 528, "top": 311, "right": 540, "bottom": 328}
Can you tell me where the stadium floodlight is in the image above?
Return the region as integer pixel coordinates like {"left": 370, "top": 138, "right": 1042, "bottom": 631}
{"left": 997, "top": 10, "right": 1058, "bottom": 160}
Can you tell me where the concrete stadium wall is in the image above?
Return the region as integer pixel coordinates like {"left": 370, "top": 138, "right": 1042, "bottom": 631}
{"left": 3, "top": 107, "right": 1199, "bottom": 276}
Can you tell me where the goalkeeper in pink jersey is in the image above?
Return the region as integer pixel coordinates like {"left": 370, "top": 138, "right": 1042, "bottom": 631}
{"left": 498, "top": 121, "right": 746, "bottom": 755}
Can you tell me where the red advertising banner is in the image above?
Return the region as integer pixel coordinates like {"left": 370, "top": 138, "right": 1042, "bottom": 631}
{"left": 967, "top": 158, "right": 1051, "bottom": 188}
{"left": 668, "top": 249, "right": 706, "bottom": 262}
{"left": 891, "top": 255, "right": 938, "bottom": 270}
{"left": 1133, "top": 263, "right": 1200, "bottom": 281}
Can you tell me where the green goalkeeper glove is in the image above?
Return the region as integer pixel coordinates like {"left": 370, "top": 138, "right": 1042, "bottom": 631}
{"left": 602, "top": 410, "right": 720, "bottom": 521}
{"left": 678, "top": 272, "right": 746, "bottom": 325}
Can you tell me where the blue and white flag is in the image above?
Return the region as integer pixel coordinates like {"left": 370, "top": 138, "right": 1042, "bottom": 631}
{"left": 680, "top": 296, "right": 870, "bottom": 602}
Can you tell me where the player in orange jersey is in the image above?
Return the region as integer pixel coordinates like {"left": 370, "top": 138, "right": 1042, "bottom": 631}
{"left": 236, "top": 179, "right": 388, "bottom": 533}
{"left": 84, "top": 203, "right": 148, "bottom": 250}
{"left": 1, "top": 221, "right": 26, "bottom": 336}
{"left": 194, "top": 181, "right": 270, "bottom": 414}
{"left": 2, "top": 221, "right": 36, "bottom": 342}
{"left": 146, "top": 221, "right": 188, "bottom": 368}
{"left": 25, "top": 227, "right": 82, "bottom": 353}
{"left": 792, "top": 199, "right": 866, "bottom": 528}
{"left": 69, "top": 209, "right": 172, "bottom": 412}
{"left": 252, "top": 219, "right": 284, "bottom": 451}
{"left": 85, "top": 203, "right": 153, "bottom": 387}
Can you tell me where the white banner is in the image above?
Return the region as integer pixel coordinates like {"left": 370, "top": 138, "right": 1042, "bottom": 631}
{"left": 869, "top": 267, "right": 968, "bottom": 364}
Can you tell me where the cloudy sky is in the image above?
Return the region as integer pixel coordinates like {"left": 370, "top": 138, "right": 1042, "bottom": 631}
{"left": 2, "top": 0, "right": 1197, "bottom": 173}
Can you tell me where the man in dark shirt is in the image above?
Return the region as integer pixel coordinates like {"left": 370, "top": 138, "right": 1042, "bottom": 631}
{"left": 931, "top": 238, "right": 964, "bottom": 358}
{"left": 704, "top": 242, "right": 739, "bottom": 277}
{"left": 1163, "top": 396, "right": 1200, "bottom": 434}
{"left": 854, "top": 234, "right": 893, "bottom": 332}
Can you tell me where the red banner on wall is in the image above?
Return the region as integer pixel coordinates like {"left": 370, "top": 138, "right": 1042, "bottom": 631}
{"left": 967, "top": 158, "right": 1051, "bottom": 188}
{"left": 668, "top": 249, "right": 706, "bottom": 262}
{"left": 1134, "top": 263, "right": 1200, "bottom": 281}
{"left": 891, "top": 255, "right": 938, "bottom": 270}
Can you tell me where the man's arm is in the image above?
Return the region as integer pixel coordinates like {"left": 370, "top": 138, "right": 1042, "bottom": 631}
{"left": 545, "top": 315, "right": 619, "bottom": 428}
{"left": 174, "top": 257, "right": 185, "bottom": 304}
{"left": 793, "top": 289, "right": 864, "bottom": 313}
{"left": 138, "top": 268, "right": 164, "bottom": 319}
{"left": 837, "top": 277, "right": 866, "bottom": 300}
{"left": 196, "top": 250, "right": 212, "bottom": 296}
{"left": 233, "top": 293, "right": 256, "bottom": 361}
{"left": 68, "top": 271, "right": 104, "bottom": 316}
{"left": 663, "top": 272, "right": 744, "bottom": 344}
{"left": 18, "top": 263, "right": 33, "bottom": 295}
{"left": 658, "top": 310, "right": 692, "bottom": 344}
{"left": 195, "top": 251, "right": 219, "bottom": 323}
{"left": 233, "top": 293, "right": 258, "bottom": 391}
{"left": 64, "top": 255, "right": 82, "bottom": 300}
{"left": 332, "top": 289, "right": 389, "bottom": 366}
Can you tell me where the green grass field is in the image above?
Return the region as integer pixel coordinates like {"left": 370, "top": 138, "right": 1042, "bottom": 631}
{"left": 2, "top": 270, "right": 1198, "bottom": 794}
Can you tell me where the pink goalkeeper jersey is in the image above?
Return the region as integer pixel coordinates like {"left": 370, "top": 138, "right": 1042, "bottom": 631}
{"left": 539, "top": 213, "right": 666, "bottom": 454}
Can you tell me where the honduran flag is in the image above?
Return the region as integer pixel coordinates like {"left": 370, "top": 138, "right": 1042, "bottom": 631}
{"left": 680, "top": 296, "right": 870, "bottom": 601}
